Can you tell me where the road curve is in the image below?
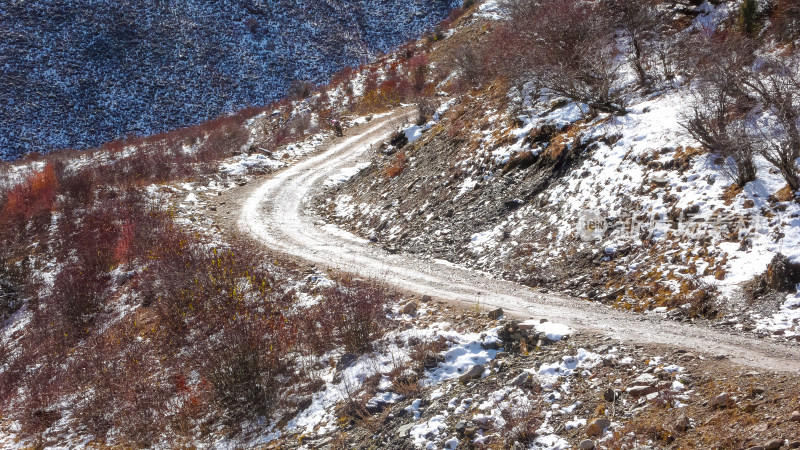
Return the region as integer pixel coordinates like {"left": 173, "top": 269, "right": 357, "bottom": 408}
{"left": 236, "top": 109, "right": 800, "bottom": 373}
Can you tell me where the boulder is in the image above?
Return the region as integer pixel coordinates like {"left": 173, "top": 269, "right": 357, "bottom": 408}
{"left": 790, "top": 410, "right": 800, "bottom": 422}
{"left": 510, "top": 372, "right": 530, "bottom": 387}
{"left": 674, "top": 415, "right": 691, "bottom": 433}
{"left": 711, "top": 392, "right": 732, "bottom": 408}
{"left": 401, "top": 302, "right": 417, "bottom": 315}
{"left": 585, "top": 417, "right": 611, "bottom": 437}
{"left": 631, "top": 373, "right": 658, "bottom": 386}
{"left": 459, "top": 365, "right": 484, "bottom": 383}
{"left": 488, "top": 308, "right": 504, "bottom": 320}
{"left": 765, "top": 439, "right": 785, "bottom": 450}
{"left": 579, "top": 439, "right": 595, "bottom": 450}
{"left": 398, "top": 423, "right": 414, "bottom": 437}
{"left": 603, "top": 388, "right": 620, "bottom": 402}
{"left": 628, "top": 385, "right": 658, "bottom": 398}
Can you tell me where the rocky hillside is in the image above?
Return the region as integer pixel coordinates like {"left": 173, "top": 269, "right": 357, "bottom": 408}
{"left": 0, "top": 0, "right": 459, "bottom": 160}
{"left": 318, "top": 0, "right": 800, "bottom": 338}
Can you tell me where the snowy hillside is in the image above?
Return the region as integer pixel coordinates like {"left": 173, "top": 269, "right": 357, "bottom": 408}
{"left": 3, "top": 0, "right": 800, "bottom": 448}
{"left": 319, "top": 0, "right": 800, "bottom": 335}
{"left": 0, "top": 0, "right": 459, "bottom": 160}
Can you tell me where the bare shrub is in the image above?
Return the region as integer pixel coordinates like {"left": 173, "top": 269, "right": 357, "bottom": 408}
{"left": 501, "top": 0, "right": 628, "bottom": 115}
{"left": 311, "top": 279, "right": 393, "bottom": 355}
{"left": 384, "top": 150, "right": 408, "bottom": 179}
{"left": 0, "top": 245, "right": 26, "bottom": 321}
{"left": 416, "top": 98, "right": 438, "bottom": 125}
{"left": 744, "top": 53, "right": 800, "bottom": 191}
{"left": 445, "top": 42, "right": 488, "bottom": 88}
{"left": 609, "top": 0, "right": 673, "bottom": 89}
{"left": 205, "top": 313, "right": 295, "bottom": 423}
{"left": 495, "top": 395, "right": 543, "bottom": 446}
{"left": 682, "top": 33, "right": 758, "bottom": 187}
{"left": 54, "top": 164, "right": 95, "bottom": 206}
{"left": 72, "top": 326, "right": 175, "bottom": 446}
{"left": 47, "top": 202, "right": 122, "bottom": 335}
{"left": 408, "top": 54, "right": 430, "bottom": 93}
{"left": 288, "top": 79, "right": 316, "bottom": 100}
{"left": 1, "top": 162, "right": 57, "bottom": 231}
{"left": 771, "top": 0, "right": 800, "bottom": 43}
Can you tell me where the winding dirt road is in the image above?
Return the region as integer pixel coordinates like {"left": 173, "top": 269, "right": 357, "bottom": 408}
{"left": 227, "top": 109, "right": 800, "bottom": 373}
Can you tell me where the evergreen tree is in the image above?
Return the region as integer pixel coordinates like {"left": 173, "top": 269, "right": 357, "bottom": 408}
{"left": 740, "top": 0, "right": 759, "bottom": 36}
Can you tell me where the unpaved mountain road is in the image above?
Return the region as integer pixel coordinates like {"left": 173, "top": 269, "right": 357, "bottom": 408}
{"left": 219, "top": 108, "right": 800, "bottom": 373}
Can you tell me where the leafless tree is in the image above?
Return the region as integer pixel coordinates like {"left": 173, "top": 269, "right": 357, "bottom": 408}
{"left": 609, "top": 0, "right": 672, "bottom": 90}
{"left": 446, "top": 43, "right": 487, "bottom": 87}
{"left": 288, "top": 79, "right": 315, "bottom": 100}
{"left": 772, "top": 0, "right": 800, "bottom": 44}
{"left": 744, "top": 54, "right": 800, "bottom": 191}
{"left": 682, "top": 33, "right": 759, "bottom": 186}
{"left": 501, "top": 0, "right": 628, "bottom": 115}
{"left": 685, "top": 97, "right": 757, "bottom": 186}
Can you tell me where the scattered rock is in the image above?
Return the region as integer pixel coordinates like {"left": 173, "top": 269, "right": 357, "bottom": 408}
{"left": 459, "top": 365, "right": 484, "bottom": 383}
{"left": 628, "top": 385, "right": 658, "bottom": 398}
{"left": 603, "top": 388, "right": 619, "bottom": 402}
{"left": 401, "top": 302, "right": 417, "bottom": 315}
{"left": 711, "top": 392, "right": 732, "bottom": 408}
{"left": 579, "top": 440, "right": 596, "bottom": 450}
{"left": 631, "top": 373, "right": 658, "bottom": 386}
{"left": 674, "top": 414, "right": 691, "bottom": 433}
{"left": 487, "top": 308, "right": 504, "bottom": 320}
{"left": 765, "top": 439, "right": 784, "bottom": 450}
{"left": 510, "top": 372, "right": 530, "bottom": 387}
{"left": 398, "top": 423, "right": 414, "bottom": 437}
{"left": 652, "top": 176, "right": 669, "bottom": 187}
{"left": 585, "top": 417, "right": 611, "bottom": 437}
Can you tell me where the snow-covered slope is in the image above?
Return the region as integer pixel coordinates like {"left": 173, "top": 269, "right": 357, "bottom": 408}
{"left": 0, "top": 0, "right": 459, "bottom": 160}
{"left": 319, "top": 0, "right": 800, "bottom": 334}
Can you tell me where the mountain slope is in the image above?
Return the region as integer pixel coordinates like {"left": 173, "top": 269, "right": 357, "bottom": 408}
{"left": 0, "top": 0, "right": 459, "bottom": 160}
{"left": 318, "top": 0, "right": 800, "bottom": 336}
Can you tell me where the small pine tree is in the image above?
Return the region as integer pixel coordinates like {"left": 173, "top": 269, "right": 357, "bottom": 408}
{"left": 740, "top": 0, "right": 759, "bottom": 36}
